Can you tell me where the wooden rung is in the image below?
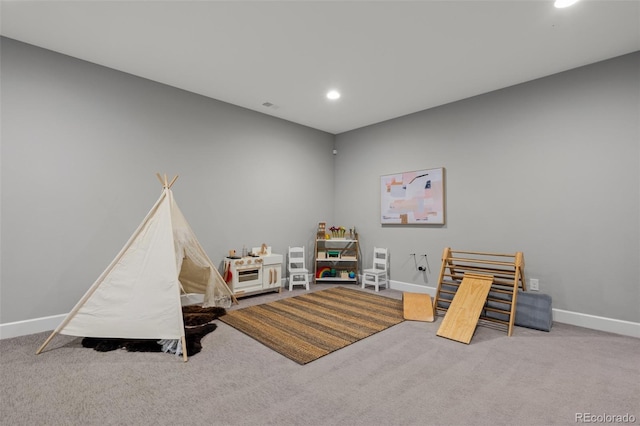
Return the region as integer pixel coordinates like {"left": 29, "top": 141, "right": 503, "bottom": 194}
{"left": 445, "top": 272, "right": 517, "bottom": 285}
{"left": 486, "top": 299, "right": 511, "bottom": 308}
{"left": 440, "top": 283, "right": 522, "bottom": 294}
{"left": 445, "top": 264, "right": 517, "bottom": 275}
{"left": 447, "top": 264, "right": 516, "bottom": 277}
{"left": 492, "top": 280, "right": 522, "bottom": 288}
{"left": 446, "top": 267, "right": 516, "bottom": 275}
{"left": 486, "top": 297, "right": 512, "bottom": 306}
{"left": 446, "top": 267, "right": 523, "bottom": 280}
{"left": 443, "top": 277, "right": 462, "bottom": 283}
{"left": 451, "top": 250, "right": 516, "bottom": 258}
{"left": 483, "top": 306, "right": 511, "bottom": 315}
{"left": 447, "top": 266, "right": 517, "bottom": 275}
{"left": 448, "top": 257, "right": 516, "bottom": 267}
{"left": 487, "top": 287, "right": 517, "bottom": 296}
{"left": 480, "top": 316, "right": 509, "bottom": 326}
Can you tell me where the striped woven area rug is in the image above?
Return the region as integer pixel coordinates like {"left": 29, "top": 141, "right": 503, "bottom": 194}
{"left": 219, "top": 286, "right": 404, "bottom": 364}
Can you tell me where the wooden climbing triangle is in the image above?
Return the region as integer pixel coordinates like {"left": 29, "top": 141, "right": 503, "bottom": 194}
{"left": 433, "top": 248, "right": 526, "bottom": 339}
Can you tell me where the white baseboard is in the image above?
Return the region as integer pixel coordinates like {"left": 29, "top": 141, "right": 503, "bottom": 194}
{"left": 388, "top": 280, "right": 640, "bottom": 339}
{"left": 0, "top": 314, "right": 66, "bottom": 340}
{"left": 551, "top": 309, "right": 640, "bottom": 338}
{"left": 389, "top": 280, "right": 437, "bottom": 296}
{"left": 2, "top": 282, "right": 638, "bottom": 340}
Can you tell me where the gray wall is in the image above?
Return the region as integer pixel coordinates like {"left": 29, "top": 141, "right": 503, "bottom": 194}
{"left": 335, "top": 52, "right": 639, "bottom": 323}
{"left": 1, "top": 37, "right": 335, "bottom": 324}
{"left": 1, "top": 37, "right": 638, "bottom": 327}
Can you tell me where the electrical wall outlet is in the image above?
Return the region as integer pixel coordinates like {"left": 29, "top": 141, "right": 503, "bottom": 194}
{"left": 529, "top": 278, "right": 539, "bottom": 291}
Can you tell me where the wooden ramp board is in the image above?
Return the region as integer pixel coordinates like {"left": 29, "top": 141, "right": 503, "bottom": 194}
{"left": 436, "top": 273, "right": 494, "bottom": 344}
{"left": 403, "top": 292, "right": 434, "bottom": 322}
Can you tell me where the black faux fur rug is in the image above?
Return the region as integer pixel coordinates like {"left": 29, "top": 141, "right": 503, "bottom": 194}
{"left": 81, "top": 305, "right": 226, "bottom": 356}
{"left": 181, "top": 305, "right": 227, "bottom": 326}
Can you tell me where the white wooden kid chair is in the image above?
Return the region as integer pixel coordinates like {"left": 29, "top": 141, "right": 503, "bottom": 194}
{"left": 362, "top": 247, "right": 389, "bottom": 292}
{"left": 288, "top": 246, "right": 310, "bottom": 291}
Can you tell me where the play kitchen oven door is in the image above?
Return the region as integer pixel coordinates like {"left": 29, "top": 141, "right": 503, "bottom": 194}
{"left": 228, "top": 258, "right": 263, "bottom": 295}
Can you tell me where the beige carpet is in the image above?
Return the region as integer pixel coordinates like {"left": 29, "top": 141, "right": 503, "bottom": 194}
{"left": 3, "top": 285, "right": 639, "bottom": 425}
{"left": 219, "top": 286, "right": 404, "bottom": 364}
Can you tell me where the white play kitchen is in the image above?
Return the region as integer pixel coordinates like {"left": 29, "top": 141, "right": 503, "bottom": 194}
{"left": 223, "top": 245, "right": 283, "bottom": 298}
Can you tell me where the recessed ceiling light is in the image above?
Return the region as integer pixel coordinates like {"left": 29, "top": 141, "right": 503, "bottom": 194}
{"left": 554, "top": 0, "right": 580, "bottom": 8}
{"left": 326, "top": 90, "right": 341, "bottom": 100}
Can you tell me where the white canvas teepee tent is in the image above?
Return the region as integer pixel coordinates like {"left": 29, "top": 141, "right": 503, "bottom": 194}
{"left": 37, "top": 174, "right": 236, "bottom": 361}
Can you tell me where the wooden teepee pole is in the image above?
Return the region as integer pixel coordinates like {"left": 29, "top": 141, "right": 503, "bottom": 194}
{"left": 181, "top": 336, "right": 188, "bottom": 362}
{"left": 156, "top": 173, "right": 178, "bottom": 189}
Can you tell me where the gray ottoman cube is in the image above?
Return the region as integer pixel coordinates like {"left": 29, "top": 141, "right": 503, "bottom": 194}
{"left": 485, "top": 291, "right": 553, "bottom": 332}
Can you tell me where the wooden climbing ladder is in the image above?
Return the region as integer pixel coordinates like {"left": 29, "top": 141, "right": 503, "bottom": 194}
{"left": 433, "top": 248, "right": 526, "bottom": 339}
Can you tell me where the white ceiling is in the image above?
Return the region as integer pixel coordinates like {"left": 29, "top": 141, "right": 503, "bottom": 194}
{"left": 2, "top": 1, "right": 639, "bottom": 134}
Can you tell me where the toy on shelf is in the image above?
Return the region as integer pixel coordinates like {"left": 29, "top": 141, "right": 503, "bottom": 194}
{"left": 317, "top": 222, "right": 326, "bottom": 239}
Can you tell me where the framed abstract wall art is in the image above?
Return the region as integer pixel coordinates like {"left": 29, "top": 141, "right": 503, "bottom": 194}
{"left": 380, "top": 167, "right": 445, "bottom": 225}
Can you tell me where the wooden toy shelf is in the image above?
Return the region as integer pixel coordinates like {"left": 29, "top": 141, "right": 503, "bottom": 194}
{"left": 314, "top": 233, "right": 360, "bottom": 284}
